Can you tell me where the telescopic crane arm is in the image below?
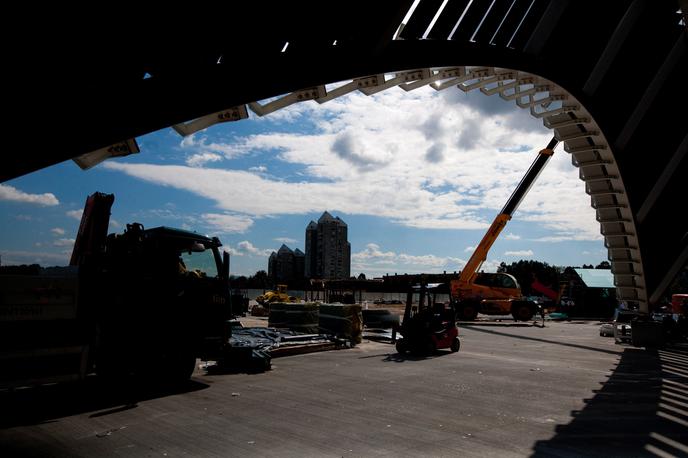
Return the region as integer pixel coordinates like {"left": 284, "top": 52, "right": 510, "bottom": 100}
{"left": 457, "top": 137, "right": 559, "bottom": 287}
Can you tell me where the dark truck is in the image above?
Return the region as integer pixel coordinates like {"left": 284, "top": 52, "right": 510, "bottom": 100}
{"left": 0, "top": 192, "right": 233, "bottom": 388}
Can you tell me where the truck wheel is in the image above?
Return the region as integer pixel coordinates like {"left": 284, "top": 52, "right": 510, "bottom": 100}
{"left": 162, "top": 351, "right": 197, "bottom": 382}
{"left": 395, "top": 339, "right": 408, "bottom": 355}
{"left": 451, "top": 337, "right": 461, "bottom": 353}
{"left": 458, "top": 303, "right": 478, "bottom": 321}
{"left": 512, "top": 303, "right": 534, "bottom": 321}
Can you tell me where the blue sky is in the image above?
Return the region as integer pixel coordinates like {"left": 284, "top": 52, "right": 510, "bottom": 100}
{"left": 0, "top": 83, "right": 608, "bottom": 276}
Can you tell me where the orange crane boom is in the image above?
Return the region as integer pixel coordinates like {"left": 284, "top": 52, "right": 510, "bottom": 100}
{"left": 451, "top": 137, "right": 559, "bottom": 321}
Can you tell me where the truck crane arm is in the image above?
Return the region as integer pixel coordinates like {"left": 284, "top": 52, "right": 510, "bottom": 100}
{"left": 70, "top": 192, "right": 114, "bottom": 267}
{"left": 455, "top": 137, "right": 559, "bottom": 289}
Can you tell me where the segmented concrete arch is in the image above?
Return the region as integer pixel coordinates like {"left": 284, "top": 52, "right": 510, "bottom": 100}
{"left": 6, "top": 1, "right": 687, "bottom": 311}
{"left": 167, "top": 66, "right": 647, "bottom": 309}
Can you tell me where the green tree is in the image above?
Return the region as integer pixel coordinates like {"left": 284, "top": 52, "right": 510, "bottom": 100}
{"left": 248, "top": 270, "right": 270, "bottom": 288}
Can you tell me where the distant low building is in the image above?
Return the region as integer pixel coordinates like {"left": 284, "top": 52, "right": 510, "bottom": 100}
{"left": 561, "top": 268, "right": 617, "bottom": 318}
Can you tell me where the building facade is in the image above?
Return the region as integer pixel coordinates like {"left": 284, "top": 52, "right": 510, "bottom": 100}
{"left": 268, "top": 244, "right": 305, "bottom": 285}
{"left": 305, "top": 211, "right": 351, "bottom": 280}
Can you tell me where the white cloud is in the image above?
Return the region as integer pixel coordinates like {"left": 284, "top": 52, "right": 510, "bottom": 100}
{"left": 227, "top": 241, "right": 273, "bottom": 258}
{"left": 51, "top": 227, "right": 65, "bottom": 236}
{"left": 66, "top": 209, "right": 83, "bottom": 220}
{"left": 274, "top": 237, "right": 298, "bottom": 244}
{"left": 238, "top": 241, "right": 273, "bottom": 257}
{"left": 331, "top": 130, "right": 393, "bottom": 171}
{"left": 249, "top": 166, "right": 267, "bottom": 173}
{"left": 425, "top": 142, "right": 446, "bottom": 163}
{"left": 504, "top": 233, "right": 520, "bottom": 240}
{"left": 202, "top": 213, "right": 254, "bottom": 234}
{"left": 0, "top": 250, "right": 69, "bottom": 266}
{"left": 180, "top": 133, "right": 249, "bottom": 160}
{"left": 249, "top": 99, "right": 311, "bottom": 123}
{"left": 129, "top": 208, "right": 253, "bottom": 236}
{"left": 53, "top": 238, "right": 75, "bottom": 247}
{"left": 131, "top": 208, "right": 184, "bottom": 221}
{"left": 186, "top": 152, "right": 223, "bottom": 167}
{"left": 0, "top": 184, "right": 59, "bottom": 206}
{"left": 109, "top": 219, "right": 122, "bottom": 230}
{"left": 464, "top": 246, "right": 476, "bottom": 252}
{"left": 106, "top": 86, "right": 601, "bottom": 240}
{"left": 104, "top": 162, "right": 488, "bottom": 230}
{"left": 352, "top": 243, "right": 466, "bottom": 275}
{"left": 504, "top": 250, "right": 534, "bottom": 257}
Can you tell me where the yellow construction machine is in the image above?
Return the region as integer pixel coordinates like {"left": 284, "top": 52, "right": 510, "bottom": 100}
{"left": 255, "top": 284, "right": 299, "bottom": 305}
{"left": 451, "top": 138, "right": 558, "bottom": 321}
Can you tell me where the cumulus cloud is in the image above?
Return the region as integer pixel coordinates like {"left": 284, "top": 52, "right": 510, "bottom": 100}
{"left": 202, "top": 213, "right": 254, "bottom": 234}
{"left": 180, "top": 133, "right": 248, "bottom": 160}
{"left": 504, "top": 233, "right": 521, "bottom": 240}
{"left": 456, "top": 118, "right": 482, "bottom": 150}
{"left": 128, "top": 208, "right": 253, "bottom": 236}
{"left": 53, "top": 238, "right": 75, "bottom": 247}
{"left": 331, "top": 130, "right": 392, "bottom": 171}
{"left": 238, "top": 241, "right": 273, "bottom": 256}
{"left": 504, "top": 250, "right": 534, "bottom": 257}
{"left": 105, "top": 85, "right": 600, "bottom": 240}
{"left": 51, "top": 227, "right": 65, "bottom": 236}
{"left": 419, "top": 112, "right": 446, "bottom": 140}
{"left": 186, "top": 152, "right": 223, "bottom": 167}
{"left": 249, "top": 166, "right": 267, "bottom": 173}
{"left": 0, "top": 250, "right": 69, "bottom": 266}
{"left": 425, "top": 142, "right": 445, "bottom": 163}
{"left": 274, "top": 237, "right": 298, "bottom": 244}
{"left": 66, "top": 209, "right": 83, "bottom": 220}
{"left": 441, "top": 89, "right": 543, "bottom": 132}
{"left": 104, "top": 162, "right": 488, "bottom": 230}
{"left": 227, "top": 241, "right": 273, "bottom": 257}
{"left": 352, "top": 243, "right": 466, "bottom": 275}
{"left": 0, "top": 184, "right": 59, "bottom": 206}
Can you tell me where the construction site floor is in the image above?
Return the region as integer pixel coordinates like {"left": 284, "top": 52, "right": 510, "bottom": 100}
{"left": 2, "top": 321, "right": 687, "bottom": 457}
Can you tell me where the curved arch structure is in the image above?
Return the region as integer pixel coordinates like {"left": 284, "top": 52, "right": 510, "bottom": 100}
{"left": 6, "top": 1, "right": 687, "bottom": 312}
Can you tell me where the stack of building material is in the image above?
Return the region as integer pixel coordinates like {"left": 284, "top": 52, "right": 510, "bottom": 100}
{"left": 215, "top": 327, "right": 339, "bottom": 372}
{"left": 268, "top": 302, "right": 319, "bottom": 334}
{"left": 319, "top": 303, "right": 362, "bottom": 344}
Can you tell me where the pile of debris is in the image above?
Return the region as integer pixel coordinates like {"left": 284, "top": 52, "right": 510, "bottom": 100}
{"left": 215, "top": 326, "right": 340, "bottom": 372}
{"left": 210, "top": 303, "right": 363, "bottom": 372}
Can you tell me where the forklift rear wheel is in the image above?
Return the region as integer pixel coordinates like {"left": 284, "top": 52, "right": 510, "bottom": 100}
{"left": 395, "top": 339, "right": 408, "bottom": 355}
{"left": 451, "top": 337, "right": 460, "bottom": 352}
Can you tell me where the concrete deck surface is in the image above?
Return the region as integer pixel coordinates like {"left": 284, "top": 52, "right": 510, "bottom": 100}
{"left": 1, "top": 321, "right": 687, "bottom": 457}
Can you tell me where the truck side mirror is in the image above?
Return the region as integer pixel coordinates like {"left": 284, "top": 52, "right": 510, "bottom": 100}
{"left": 222, "top": 250, "right": 230, "bottom": 280}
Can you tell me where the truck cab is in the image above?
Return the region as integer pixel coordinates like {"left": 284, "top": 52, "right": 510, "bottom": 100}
{"left": 92, "top": 224, "right": 232, "bottom": 380}
{"left": 1, "top": 193, "right": 233, "bottom": 388}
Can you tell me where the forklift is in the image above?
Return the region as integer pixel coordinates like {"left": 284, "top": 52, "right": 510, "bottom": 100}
{"left": 395, "top": 283, "right": 460, "bottom": 355}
